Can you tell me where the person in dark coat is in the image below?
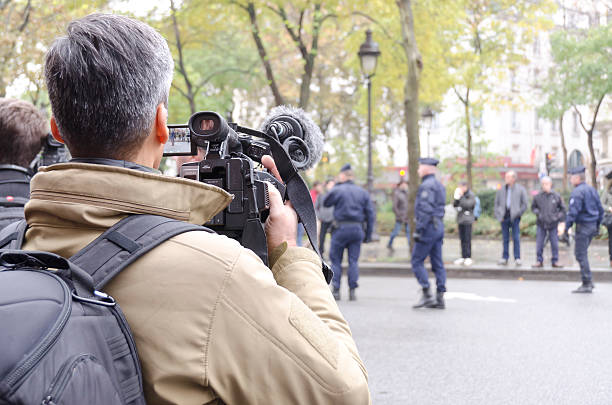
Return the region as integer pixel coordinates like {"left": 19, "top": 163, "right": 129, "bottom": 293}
{"left": 387, "top": 180, "right": 410, "bottom": 253}
{"left": 324, "top": 164, "right": 375, "bottom": 301}
{"left": 564, "top": 166, "right": 604, "bottom": 293}
{"left": 531, "top": 176, "right": 566, "bottom": 268}
{"left": 453, "top": 181, "right": 476, "bottom": 266}
{"left": 411, "top": 157, "right": 447, "bottom": 309}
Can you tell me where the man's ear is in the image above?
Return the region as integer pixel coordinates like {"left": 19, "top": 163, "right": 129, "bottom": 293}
{"left": 155, "top": 103, "right": 169, "bottom": 145}
{"left": 50, "top": 117, "right": 65, "bottom": 144}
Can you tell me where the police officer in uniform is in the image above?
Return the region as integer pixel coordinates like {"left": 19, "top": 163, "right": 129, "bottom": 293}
{"left": 324, "top": 163, "right": 375, "bottom": 301}
{"left": 564, "top": 165, "right": 603, "bottom": 293}
{"left": 412, "top": 157, "right": 447, "bottom": 309}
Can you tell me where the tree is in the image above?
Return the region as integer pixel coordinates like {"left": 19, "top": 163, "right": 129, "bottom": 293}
{"left": 395, "top": 0, "right": 421, "bottom": 243}
{"left": 446, "top": 0, "right": 554, "bottom": 189}
{"left": 548, "top": 25, "right": 611, "bottom": 186}
{"left": 155, "top": 0, "right": 261, "bottom": 122}
{"left": 0, "top": 0, "right": 109, "bottom": 106}
{"left": 538, "top": 76, "right": 570, "bottom": 192}
{"left": 230, "top": 1, "right": 338, "bottom": 110}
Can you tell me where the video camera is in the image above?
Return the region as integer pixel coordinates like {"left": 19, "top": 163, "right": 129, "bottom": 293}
{"left": 30, "top": 133, "right": 71, "bottom": 172}
{"left": 163, "top": 106, "right": 331, "bottom": 281}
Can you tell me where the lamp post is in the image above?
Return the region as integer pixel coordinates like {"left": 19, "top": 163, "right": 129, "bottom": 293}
{"left": 421, "top": 107, "right": 434, "bottom": 156}
{"left": 358, "top": 29, "right": 381, "bottom": 195}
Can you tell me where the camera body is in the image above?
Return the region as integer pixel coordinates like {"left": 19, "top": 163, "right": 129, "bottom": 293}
{"left": 165, "top": 112, "right": 293, "bottom": 264}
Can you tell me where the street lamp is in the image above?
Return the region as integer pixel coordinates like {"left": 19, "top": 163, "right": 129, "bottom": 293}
{"left": 421, "top": 107, "right": 434, "bottom": 156}
{"left": 358, "top": 29, "right": 381, "bottom": 195}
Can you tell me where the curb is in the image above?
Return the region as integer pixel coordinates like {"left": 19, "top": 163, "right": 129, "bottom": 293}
{"left": 353, "top": 262, "right": 612, "bottom": 282}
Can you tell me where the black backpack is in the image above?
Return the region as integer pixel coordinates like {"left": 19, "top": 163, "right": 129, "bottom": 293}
{"left": 0, "top": 165, "right": 32, "bottom": 230}
{"left": 0, "top": 215, "right": 209, "bottom": 405}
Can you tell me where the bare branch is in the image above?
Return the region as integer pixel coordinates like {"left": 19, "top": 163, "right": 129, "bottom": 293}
{"left": 351, "top": 11, "right": 402, "bottom": 46}
{"left": 589, "top": 94, "right": 606, "bottom": 133}
{"left": 572, "top": 104, "right": 589, "bottom": 133}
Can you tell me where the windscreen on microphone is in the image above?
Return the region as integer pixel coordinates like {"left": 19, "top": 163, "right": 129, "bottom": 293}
{"left": 260, "top": 105, "right": 324, "bottom": 171}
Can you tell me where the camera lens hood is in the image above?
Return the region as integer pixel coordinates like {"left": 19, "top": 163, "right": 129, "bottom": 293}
{"left": 282, "top": 136, "right": 310, "bottom": 170}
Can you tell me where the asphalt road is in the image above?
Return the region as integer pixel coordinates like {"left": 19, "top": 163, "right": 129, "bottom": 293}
{"left": 337, "top": 276, "right": 612, "bottom": 405}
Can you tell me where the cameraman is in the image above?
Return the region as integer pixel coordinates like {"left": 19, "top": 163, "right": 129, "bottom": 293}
{"left": 23, "top": 13, "right": 369, "bottom": 405}
{"left": 0, "top": 98, "right": 49, "bottom": 228}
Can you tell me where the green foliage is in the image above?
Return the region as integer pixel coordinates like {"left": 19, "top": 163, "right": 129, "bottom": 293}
{"left": 476, "top": 189, "right": 497, "bottom": 217}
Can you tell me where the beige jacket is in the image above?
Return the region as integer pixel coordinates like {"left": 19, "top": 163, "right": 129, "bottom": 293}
{"left": 22, "top": 163, "right": 370, "bottom": 405}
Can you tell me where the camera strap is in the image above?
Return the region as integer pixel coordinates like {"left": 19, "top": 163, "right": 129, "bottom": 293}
{"left": 238, "top": 126, "right": 332, "bottom": 284}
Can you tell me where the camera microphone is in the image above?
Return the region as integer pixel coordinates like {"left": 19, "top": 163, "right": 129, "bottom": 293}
{"left": 260, "top": 106, "right": 324, "bottom": 171}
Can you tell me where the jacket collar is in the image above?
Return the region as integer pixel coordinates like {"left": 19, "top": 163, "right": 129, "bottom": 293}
{"left": 26, "top": 162, "right": 232, "bottom": 226}
{"left": 70, "top": 158, "right": 159, "bottom": 174}
{"left": 422, "top": 174, "right": 435, "bottom": 181}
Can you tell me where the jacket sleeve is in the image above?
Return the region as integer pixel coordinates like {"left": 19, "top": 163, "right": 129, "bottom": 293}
{"left": 208, "top": 245, "right": 370, "bottom": 405}
{"left": 558, "top": 193, "right": 566, "bottom": 220}
{"left": 323, "top": 188, "right": 339, "bottom": 208}
{"left": 531, "top": 196, "right": 540, "bottom": 216}
{"left": 519, "top": 186, "right": 528, "bottom": 216}
{"left": 392, "top": 190, "right": 400, "bottom": 217}
{"left": 415, "top": 186, "right": 436, "bottom": 231}
{"left": 494, "top": 189, "right": 502, "bottom": 221}
{"left": 566, "top": 192, "right": 583, "bottom": 229}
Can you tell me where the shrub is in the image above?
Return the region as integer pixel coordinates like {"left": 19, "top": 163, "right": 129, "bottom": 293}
{"left": 476, "top": 189, "right": 497, "bottom": 217}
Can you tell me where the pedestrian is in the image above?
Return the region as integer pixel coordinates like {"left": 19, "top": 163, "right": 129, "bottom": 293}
{"left": 494, "top": 170, "right": 528, "bottom": 266}
{"left": 315, "top": 178, "right": 335, "bottom": 256}
{"left": 387, "top": 180, "right": 410, "bottom": 253}
{"left": 324, "top": 163, "right": 375, "bottom": 301}
{"left": 599, "top": 172, "right": 612, "bottom": 267}
{"left": 531, "top": 176, "right": 566, "bottom": 268}
{"left": 412, "top": 158, "right": 447, "bottom": 309}
{"left": 453, "top": 181, "right": 476, "bottom": 266}
{"left": 564, "top": 166, "right": 604, "bottom": 293}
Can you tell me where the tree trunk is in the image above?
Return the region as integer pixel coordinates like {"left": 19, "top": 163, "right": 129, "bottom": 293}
{"left": 588, "top": 129, "right": 597, "bottom": 187}
{"left": 396, "top": 0, "right": 421, "bottom": 248}
{"left": 463, "top": 89, "right": 473, "bottom": 189}
{"left": 170, "top": 0, "right": 195, "bottom": 114}
{"left": 246, "top": 2, "right": 285, "bottom": 106}
{"left": 559, "top": 113, "right": 568, "bottom": 192}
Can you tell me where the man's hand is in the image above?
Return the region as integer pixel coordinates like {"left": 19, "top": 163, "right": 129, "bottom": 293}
{"left": 262, "top": 155, "right": 298, "bottom": 255}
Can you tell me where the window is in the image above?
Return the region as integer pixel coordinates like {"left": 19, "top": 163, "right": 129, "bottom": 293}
{"left": 533, "top": 36, "right": 540, "bottom": 55}
{"left": 534, "top": 110, "right": 541, "bottom": 133}
{"left": 573, "top": 111, "right": 579, "bottom": 136}
{"left": 512, "top": 109, "right": 519, "bottom": 131}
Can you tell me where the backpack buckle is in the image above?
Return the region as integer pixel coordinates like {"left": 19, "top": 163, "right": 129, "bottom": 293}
{"left": 72, "top": 290, "right": 116, "bottom": 307}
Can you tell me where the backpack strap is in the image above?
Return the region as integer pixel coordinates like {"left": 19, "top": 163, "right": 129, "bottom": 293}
{"left": 70, "top": 215, "right": 212, "bottom": 290}
{"left": 0, "top": 219, "right": 28, "bottom": 250}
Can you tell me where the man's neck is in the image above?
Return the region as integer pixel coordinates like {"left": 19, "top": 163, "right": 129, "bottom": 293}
{"left": 70, "top": 157, "right": 159, "bottom": 173}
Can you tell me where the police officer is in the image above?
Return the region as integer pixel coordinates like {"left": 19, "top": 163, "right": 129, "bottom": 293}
{"left": 324, "top": 163, "right": 375, "bottom": 301}
{"left": 412, "top": 157, "right": 447, "bottom": 309}
{"left": 564, "top": 165, "right": 603, "bottom": 293}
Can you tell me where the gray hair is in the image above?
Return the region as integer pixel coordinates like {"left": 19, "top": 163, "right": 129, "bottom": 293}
{"left": 507, "top": 170, "right": 517, "bottom": 179}
{"left": 45, "top": 13, "right": 173, "bottom": 159}
{"left": 540, "top": 176, "right": 552, "bottom": 184}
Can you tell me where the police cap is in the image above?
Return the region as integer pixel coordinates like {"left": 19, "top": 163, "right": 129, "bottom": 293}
{"left": 339, "top": 163, "right": 352, "bottom": 173}
{"left": 568, "top": 165, "right": 585, "bottom": 175}
{"left": 418, "top": 157, "right": 439, "bottom": 166}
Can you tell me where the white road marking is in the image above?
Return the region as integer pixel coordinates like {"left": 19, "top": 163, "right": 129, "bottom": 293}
{"left": 445, "top": 292, "right": 517, "bottom": 303}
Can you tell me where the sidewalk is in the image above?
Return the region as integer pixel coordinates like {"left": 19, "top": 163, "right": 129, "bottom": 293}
{"left": 322, "top": 235, "right": 612, "bottom": 282}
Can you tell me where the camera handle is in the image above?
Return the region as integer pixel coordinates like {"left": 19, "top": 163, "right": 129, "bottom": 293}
{"left": 236, "top": 126, "right": 332, "bottom": 284}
